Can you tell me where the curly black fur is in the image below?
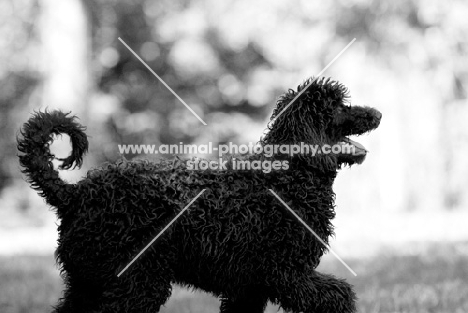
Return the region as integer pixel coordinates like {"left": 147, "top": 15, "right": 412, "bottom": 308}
{"left": 17, "top": 77, "right": 381, "bottom": 313}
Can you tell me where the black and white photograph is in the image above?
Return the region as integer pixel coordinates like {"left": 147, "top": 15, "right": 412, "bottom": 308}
{"left": 1, "top": 0, "right": 468, "bottom": 312}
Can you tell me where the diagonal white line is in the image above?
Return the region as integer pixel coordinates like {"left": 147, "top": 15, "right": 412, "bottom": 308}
{"left": 271, "top": 38, "right": 356, "bottom": 124}
{"left": 268, "top": 189, "right": 357, "bottom": 276}
{"left": 118, "top": 37, "right": 207, "bottom": 126}
{"left": 117, "top": 189, "right": 206, "bottom": 277}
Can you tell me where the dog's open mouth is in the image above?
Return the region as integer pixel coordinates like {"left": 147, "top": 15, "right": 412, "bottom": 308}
{"left": 336, "top": 137, "right": 367, "bottom": 164}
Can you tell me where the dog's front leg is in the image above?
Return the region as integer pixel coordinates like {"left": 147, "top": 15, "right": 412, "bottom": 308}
{"left": 272, "top": 269, "right": 357, "bottom": 313}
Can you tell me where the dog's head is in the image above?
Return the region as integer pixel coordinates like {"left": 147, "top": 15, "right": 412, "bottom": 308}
{"left": 262, "top": 77, "right": 381, "bottom": 168}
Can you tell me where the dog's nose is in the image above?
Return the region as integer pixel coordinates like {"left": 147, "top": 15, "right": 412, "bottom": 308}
{"left": 374, "top": 110, "right": 382, "bottom": 121}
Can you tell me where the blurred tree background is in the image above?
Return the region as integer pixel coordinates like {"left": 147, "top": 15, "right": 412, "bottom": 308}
{"left": 0, "top": 0, "right": 467, "bottom": 244}
{"left": 1, "top": 0, "right": 468, "bottom": 312}
{"left": 0, "top": 0, "right": 467, "bottom": 240}
{"left": 1, "top": 0, "right": 466, "bottom": 214}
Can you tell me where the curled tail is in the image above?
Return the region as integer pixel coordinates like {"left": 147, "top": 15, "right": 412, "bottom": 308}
{"left": 17, "top": 111, "right": 88, "bottom": 208}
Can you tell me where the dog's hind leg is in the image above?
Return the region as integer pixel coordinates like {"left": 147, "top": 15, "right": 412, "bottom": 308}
{"left": 219, "top": 286, "right": 269, "bottom": 313}
{"left": 92, "top": 268, "right": 173, "bottom": 313}
{"left": 52, "top": 272, "right": 172, "bottom": 313}
{"left": 51, "top": 278, "right": 108, "bottom": 313}
{"left": 272, "top": 270, "right": 356, "bottom": 313}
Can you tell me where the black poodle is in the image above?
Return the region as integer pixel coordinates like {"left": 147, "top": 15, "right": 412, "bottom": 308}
{"left": 18, "top": 77, "right": 381, "bottom": 313}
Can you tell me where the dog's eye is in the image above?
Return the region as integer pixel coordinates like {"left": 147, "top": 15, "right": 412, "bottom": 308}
{"left": 337, "top": 106, "right": 350, "bottom": 113}
{"left": 335, "top": 106, "right": 344, "bottom": 114}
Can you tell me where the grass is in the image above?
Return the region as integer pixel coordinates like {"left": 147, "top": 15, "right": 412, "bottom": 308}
{"left": 1, "top": 243, "right": 467, "bottom": 313}
{"left": 0, "top": 255, "right": 62, "bottom": 313}
{"left": 319, "top": 244, "right": 468, "bottom": 313}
